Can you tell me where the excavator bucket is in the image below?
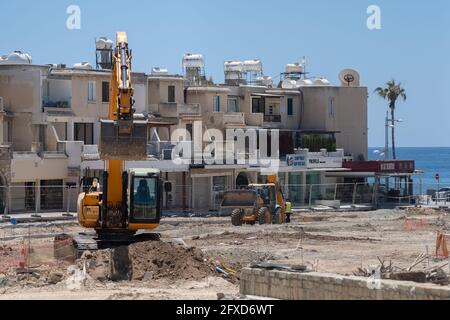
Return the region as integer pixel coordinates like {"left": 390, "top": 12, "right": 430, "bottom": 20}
{"left": 221, "top": 190, "right": 258, "bottom": 209}
{"left": 99, "top": 119, "right": 148, "bottom": 160}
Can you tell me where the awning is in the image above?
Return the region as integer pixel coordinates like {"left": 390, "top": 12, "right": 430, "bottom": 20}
{"left": 325, "top": 172, "right": 376, "bottom": 178}
{"left": 251, "top": 93, "right": 283, "bottom": 98}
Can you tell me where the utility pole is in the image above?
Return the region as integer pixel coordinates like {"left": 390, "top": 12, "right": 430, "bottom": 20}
{"left": 385, "top": 111, "right": 389, "bottom": 160}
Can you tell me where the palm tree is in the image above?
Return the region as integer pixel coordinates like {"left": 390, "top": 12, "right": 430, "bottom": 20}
{"left": 375, "top": 80, "right": 407, "bottom": 160}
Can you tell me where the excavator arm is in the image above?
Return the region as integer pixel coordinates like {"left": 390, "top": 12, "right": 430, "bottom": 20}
{"left": 99, "top": 32, "right": 147, "bottom": 160}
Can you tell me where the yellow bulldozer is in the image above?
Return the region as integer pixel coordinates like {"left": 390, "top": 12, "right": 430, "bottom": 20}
{"left": 221, "top": 176, "right": 290, "bottom": 226}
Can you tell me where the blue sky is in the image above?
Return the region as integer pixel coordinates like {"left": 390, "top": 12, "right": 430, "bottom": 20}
{"left": 1, "top": 0, "right": 449, "bottom": 147}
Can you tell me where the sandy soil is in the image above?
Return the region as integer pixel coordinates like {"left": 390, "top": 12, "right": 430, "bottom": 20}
{"left": 1, "top": 208, "right": 449, "bottom": 300}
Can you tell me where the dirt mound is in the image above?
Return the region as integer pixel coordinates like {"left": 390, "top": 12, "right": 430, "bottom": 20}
{"left": 81, "top": 241, "right": 214, "bottom": 282}
{"left": 406, "top": 207, "right": 441, "bottom": 216}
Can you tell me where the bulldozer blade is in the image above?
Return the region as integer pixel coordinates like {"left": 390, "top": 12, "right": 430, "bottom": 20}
{"left": 100, "top": 119, "right": 148, "bottom": 160}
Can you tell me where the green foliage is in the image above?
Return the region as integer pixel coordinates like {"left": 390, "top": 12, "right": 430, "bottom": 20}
{"left": 374, "top": 79, "right": 407, "bottom": 109}
{"left": 301, "top": 134, "right": 336, "bottom": 152}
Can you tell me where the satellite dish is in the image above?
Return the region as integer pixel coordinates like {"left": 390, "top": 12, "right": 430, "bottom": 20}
{"left": 339, "top": 69, "right": 360, "bottom": 87}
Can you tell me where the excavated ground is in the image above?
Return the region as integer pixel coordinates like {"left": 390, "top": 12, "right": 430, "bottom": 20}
{"left": 0, "top": 207, "right": 449, "bottom": 300}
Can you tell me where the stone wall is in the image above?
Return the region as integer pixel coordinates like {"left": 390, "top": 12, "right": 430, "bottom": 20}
{"left": 240, "top": 268, "right": 450, "bottom": 300}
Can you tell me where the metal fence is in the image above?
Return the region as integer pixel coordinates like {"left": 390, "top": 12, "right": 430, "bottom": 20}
{"left": 378, "top": 182, "right": 450, "bottom": 207}
{"left": 0, "top": 185, "right": 78, "bottom": 216}
{"left": 0, "top": 231, "right": 73, "bottom": 275}
{"left": 2, "top": 181, "right": 450, "bottom": 216}
{"left": 284, "top": 182, "right": 375, "bottom": 208}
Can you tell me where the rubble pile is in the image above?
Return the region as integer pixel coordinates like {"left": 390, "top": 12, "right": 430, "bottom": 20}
{"left": 354, "top": 255, "right": 450, "bottom": 286}
{"left": 80, "top": 241, "right": 214, "bottom": 282}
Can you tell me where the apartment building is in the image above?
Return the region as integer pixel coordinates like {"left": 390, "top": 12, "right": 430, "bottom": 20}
{"left": 0, "top": 45, "right": 368, "bottom": 213}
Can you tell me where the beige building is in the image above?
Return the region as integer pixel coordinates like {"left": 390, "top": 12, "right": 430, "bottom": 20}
{"left": 0, "top": 46, "right": 368, "bottom": 213}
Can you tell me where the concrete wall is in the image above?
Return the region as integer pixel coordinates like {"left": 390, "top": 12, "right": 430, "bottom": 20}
{"left": 300, "top": 86, "right": 368, "bottom": 160}
{"left": 11, "top": 155, "right": 68, "bottom": 183}
{"left": 240, "top": 268, "right": 450, "bottom": 300}
{"left": 186, "top": 87, "right": 231, "bottom": 129}
{"left": 71, "top": 74, "right": 110, "bottom": 119}
{"left": 0, "top": 65, "right": 47, "bottom": 151}
{"left": 148, "top": 77, "right": 185, "bottom": 112}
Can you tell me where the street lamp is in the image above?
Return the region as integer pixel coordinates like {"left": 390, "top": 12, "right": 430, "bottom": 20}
{"left": 384, "top": 111, "right": 404, "bottom": 160}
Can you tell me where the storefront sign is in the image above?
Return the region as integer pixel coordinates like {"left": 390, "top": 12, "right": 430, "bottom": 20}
{"left": 343, "top": 160, "right": 415, "bottom": 173}
{"left": 286, "top": 154, "right": 306, "bottom": 168}
{"left": 287, "top": 152, "right": 343, "bottom": 169}
{"left": 307, "top": 156, "right": 343, "bottom": 169}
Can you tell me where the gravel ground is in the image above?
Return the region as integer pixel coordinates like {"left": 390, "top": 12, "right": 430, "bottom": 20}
{"left": 1, "top": 207, "right": 449, "bottom": 300}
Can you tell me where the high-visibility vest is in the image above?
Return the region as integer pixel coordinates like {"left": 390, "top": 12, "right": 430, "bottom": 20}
{"left": 285, "top": 201, "right": 292, "bottom": 213}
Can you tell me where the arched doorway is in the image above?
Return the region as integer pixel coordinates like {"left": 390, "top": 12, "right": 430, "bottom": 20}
{"left": 236, "top": 172, "right": 250, "bottom": 189}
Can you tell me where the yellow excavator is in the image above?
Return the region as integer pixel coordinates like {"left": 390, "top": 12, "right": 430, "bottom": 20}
{"left": 55, "top": 32, "right": 161, "bottom": 259}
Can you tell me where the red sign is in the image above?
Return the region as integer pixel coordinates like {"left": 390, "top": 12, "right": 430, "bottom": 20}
{"left": 343, "top": 160, "right": 415, "bottom": 174}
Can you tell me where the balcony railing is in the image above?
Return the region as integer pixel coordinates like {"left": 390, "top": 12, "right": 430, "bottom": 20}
{"left": 43, "top": 96, "right": 71, "bottom": 109}
{"left": 264, "top": 115, "right": 281, "bottom": 123}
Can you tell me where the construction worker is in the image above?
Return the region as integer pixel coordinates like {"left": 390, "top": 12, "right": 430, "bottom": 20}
{"left": 285, "top": 199, "right": 292, "bottom": 223}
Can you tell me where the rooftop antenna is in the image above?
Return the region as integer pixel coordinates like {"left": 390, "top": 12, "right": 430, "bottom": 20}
{"left": 301, "top": 56, "right": 308, "bottom": 79}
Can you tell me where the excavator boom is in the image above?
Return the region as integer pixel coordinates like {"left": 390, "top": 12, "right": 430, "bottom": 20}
{"left": 99, "top": 31, "right": 147, "bottom": 160}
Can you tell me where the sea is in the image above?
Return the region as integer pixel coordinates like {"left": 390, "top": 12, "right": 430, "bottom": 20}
{"left": 369, "top": 147, "right": 450, "bottom": 187}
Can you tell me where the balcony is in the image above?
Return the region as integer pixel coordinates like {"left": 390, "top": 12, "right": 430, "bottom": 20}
{"left": 212, "top": 112, "right": 246, "bottom": 128}
{"left": 42, "top": 96, "right": 71, "bottom": 109}
{"left": 151, "top": 103, "right": 201, "bottom": 118}
{"left": 148, "top": 141, "right": 176, "bottom": 160}
{"left": 264, "top": 114, "right": 281, "bottom": 123}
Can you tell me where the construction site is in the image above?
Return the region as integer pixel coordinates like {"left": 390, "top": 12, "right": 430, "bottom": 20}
{"left": 0, "top": 3, "right": 448, "bottom": 301}
{"left": 1, "top": 206, "right": 450, "bottom": 300}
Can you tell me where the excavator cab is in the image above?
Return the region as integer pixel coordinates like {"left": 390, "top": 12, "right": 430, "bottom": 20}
{"left": 128, "top": 168, "right": 161, "bottom": 226}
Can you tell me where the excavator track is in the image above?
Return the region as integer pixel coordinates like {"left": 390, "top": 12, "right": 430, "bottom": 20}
{"left": 54, "top": 232, "right": 161, "bottom": 261}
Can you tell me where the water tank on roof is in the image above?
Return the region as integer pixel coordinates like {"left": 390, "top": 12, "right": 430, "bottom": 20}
{"left": 0, "top": 51, "right": 32, "bottom": 65}
{"left": 313, "top": 78, "right": 331, "bottom": 86}
{"left": 285, "top": 63, "right": 303, "bottom": 74}
{"left": 243, "top": 59, "right": 262, "bottom": 72}
{"left": 73, "top": 62, "right": 93, "bottom": 70}
{"left": 281, "top": 79, "right": 297, "bottom": 89}
{"left": 151, "top": 67, "right": 169, "bottom": 75}
{"left": 257, "top": 76, "right": 273, "bottom": 87}
{"left": 296, "top": 79, "right": 313, "bottom": 86}
{"left": 96, "top": 37, "right": 113, "bottom": 50}
{"left": 182, "top": 53, "right": 205, "bottom": 68}
{"left": 224, "top": 61, "right": 243, "bottom": 73}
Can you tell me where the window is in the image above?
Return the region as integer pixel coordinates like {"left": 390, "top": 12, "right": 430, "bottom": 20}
{"left": 168, "top": 85, "right": 175, "bottom": 103}
{"left": 40, "top": 180, "right": 63, "bottom": 211}
{"left": 328, "top": 97, "right": 335, "bottom": 118}
{"left": 287, "top": 98, "right": 294, "bottom": 116}
{"left": 227, "top": 97, "right": 239, "bottom": 113}
{"left": 74, "top": 123, "right": 94, "bottom": 145}
{"left": 39, "top": 125, "right": 47, "bottom": 151}
{"left": 5, "top": 121, "right": 12, "bottom": 143}
{"left": 132, "top": 176, "right": 159, "bottom": 221}
{"left": 252, "top": 97, "right": 265, "bottom": 113}
{"left": 213, "top": 96, "right": 221, "bottom": 112}
{"left": 88, "top": 81, "right": 96, "bottom": 102}
{"left": 102, "top": 81, "right": 109, "bottom": 103}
